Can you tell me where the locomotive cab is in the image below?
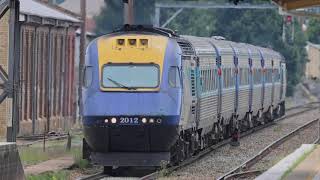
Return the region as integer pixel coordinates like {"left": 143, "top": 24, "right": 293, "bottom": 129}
{"left": 83, "top": 29, "right": 183, "bottom": 166}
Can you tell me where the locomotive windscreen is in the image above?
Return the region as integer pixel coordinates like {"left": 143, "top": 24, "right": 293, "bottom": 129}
{"left": 102, "top": 64, "right": 160, "bottom": 89}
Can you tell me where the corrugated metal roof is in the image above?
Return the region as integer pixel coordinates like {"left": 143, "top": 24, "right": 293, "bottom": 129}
{"left": 60, "top": 0, "right": 105, "bottom": 17}
{"left": 20, "top": 0, "right": 79, "bottom": 22}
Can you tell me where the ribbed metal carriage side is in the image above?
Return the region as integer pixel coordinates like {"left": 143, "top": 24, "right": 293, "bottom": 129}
{"left": 182, "top": 36, "right": 219, "bottom": 134}
{"left": 248, "top": 44, "right": 263, "bottom": 116}
{"left": 272, "top": 51, "right": 283, "bottom": 107}
{"left": 208, "top": 39, "right": 236, "bottom": 123}
{"left": 232, "top": 42, "right": 251, "bottom": 120}
{"left": 261, "top": 48, "right": 273, "bottom": 112}
{"left": 179, "top": 35, "right": 285, "bottom": 134}
{"left": 176, "top": 38, "right": 197, "bottom": 130}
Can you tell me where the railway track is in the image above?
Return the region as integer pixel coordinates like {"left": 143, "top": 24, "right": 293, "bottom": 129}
{"left": 219, "top": 118, "right": 320, "bottom": 180}
{"left": 78, "top": 102, "right": 320, "bottom": 180}
{"left": 76, "top": 172, "right": 108, "bottom": 180}
{"left": 142, "top": 102, "right": 320, "bottom": 179}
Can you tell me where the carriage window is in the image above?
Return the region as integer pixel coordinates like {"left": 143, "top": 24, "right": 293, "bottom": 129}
{"left": 213, "top": 69, "right": 217, "bottom": 90}
{"left": 265, "top": 69, "right": 272, "bottom": 83}
{"left": 169, "top": 66, "right": 181, "bottom": 88}
{"left": 274, "top": 69, "right": 280, "bottom": 82}
{"left": 83, "top": 66, "right": 93, "bottom": 88}
{"left": 253, "top": 69, "right": 262, "bottom": 85}
{"left": 223, "top": 68, "right": 234, "bottom": 88}
{"left": 240, "top": 68, "right": 249, "bottom": 86}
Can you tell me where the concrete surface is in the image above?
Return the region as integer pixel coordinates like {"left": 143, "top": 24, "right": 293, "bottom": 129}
{"left": 284, "top": 145, "right": 320, "bottom": 180}
{"left": 256, "top": 144, "right": 315, "bottom": 180}
{"left": 24, "top": 156, "right": 74, "bottom": 175}
{"left": 0, "top": 142, "right": 25, "bottom": 180}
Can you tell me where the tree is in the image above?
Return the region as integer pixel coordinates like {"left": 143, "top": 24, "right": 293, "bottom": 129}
{"left": 95, "top": 0, "right": 124, "bottom": 35}
{"left": 95, "top": 0, "right": 154, "bottom": 35}
{"left": 95, "top": 0, "right": 308, "bottom": 96}
{"left": 164, "top": 5, "right": 307, "bottom": 96}
{"left": 307, "top": 18, "right": 320, "bottom": 44}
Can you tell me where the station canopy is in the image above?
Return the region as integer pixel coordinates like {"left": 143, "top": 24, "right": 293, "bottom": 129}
{"left": 272, "top": 0, "right": 320, "bottom": 10}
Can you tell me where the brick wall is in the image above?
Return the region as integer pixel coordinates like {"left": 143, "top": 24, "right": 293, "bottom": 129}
{"left": 0, "top": 9, "right": 78, "bottom": 138}
{"left": 0, "top": 12, "right": 9, "bottom": 139}
{"left": 18, "top": 24, "right": 77, "bottom": 136}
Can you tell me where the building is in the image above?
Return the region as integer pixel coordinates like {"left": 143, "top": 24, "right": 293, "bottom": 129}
{"left": 59, "top": 0, "right": 105, "bottom": 33}
{"left": 59, "top": 0, "right": 105, "bottom": 17}
{"left": 306, "top": 42, "right": 320, "bottom": 80}
{"left": 0, "top": 0, "right": 80, "bottom": 138}
{"left": 0, "top": 10, "right": 10, "bottom": 140}
{"left": 58, "top": 0, "right": 102, "bottom": 122}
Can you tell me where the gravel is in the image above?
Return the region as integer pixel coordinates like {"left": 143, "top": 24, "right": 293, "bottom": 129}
{"left": 250, "top": 123, "right": 319, "bottom": 172}
{"left": 167, "top": 108, "right": 320, "bottom": 180}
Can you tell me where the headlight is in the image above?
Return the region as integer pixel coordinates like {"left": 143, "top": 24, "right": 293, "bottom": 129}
{"left": 104, "top": 119, "right": 109, "bottom": 123}
{"left": 156, "top": 118, "right": 162, "bottom": 124}
{"left": 149, "top": 118, "right": 155, "bottom": 123}
{"left": 142, "top": 118, "right": 147, "bottom": 124}
{"left": 111, "top": 118, "right": 117, "bottom": 124}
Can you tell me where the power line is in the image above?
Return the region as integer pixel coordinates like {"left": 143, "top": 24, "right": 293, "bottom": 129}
{"left": 155, "top": 1, "right": 277, "bottom": 27}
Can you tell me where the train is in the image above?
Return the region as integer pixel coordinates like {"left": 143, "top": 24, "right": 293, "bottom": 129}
{"left": 82, "top": 25, "right": 286, "bottom": 170}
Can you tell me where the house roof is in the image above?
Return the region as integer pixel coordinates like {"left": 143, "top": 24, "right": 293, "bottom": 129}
{"left": 20, "top": 0, "right": 80, "bottom": 22}
{"left": 59, "top": 0, "right": 105, "bottom": 17}
{"left": 272, "top": 0, "right": 320, "bottom": 10}
{"left": 308, "top": 42, "right": 320, "bottom": 50}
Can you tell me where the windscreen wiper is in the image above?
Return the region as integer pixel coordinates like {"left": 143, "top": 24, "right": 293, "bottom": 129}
{"left": 107, "top": 77, "right": 137, "bottom": 90}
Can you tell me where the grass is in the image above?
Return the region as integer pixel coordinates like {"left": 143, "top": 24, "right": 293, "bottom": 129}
{"left": 280, "top": 145, "right": 316, "bottom": 180}
{"left": 19, "top": 133, "right": 84, "bottom": 167}
{"left": 20, "top": 132, "right": 92, "bottom": 180}
{"left": 273, "top": 125, "right": 283, "bottom": 132}
{"left": 157, "top": 160, "right": 170, "bottom": 177}
{"left": 26, "top": 171, "right": 70, "bottom": 180}
{"left": 71, "top": 147, "right": 89, "bottom": 169}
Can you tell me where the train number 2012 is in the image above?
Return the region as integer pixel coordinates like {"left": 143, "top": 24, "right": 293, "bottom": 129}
{"left": 119, "top": 117, "right": 139, "bottom": 124}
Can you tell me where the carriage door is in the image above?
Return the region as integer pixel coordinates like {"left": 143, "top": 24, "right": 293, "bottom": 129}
{"left": 230, "top": 45, "right": 239, "bottom": 115}
{"left": 178, "top": 40, "right": 199, "bottom": 129}
{"left": 271, "top": 60, "right": 275, "bottom": 106}
{"left": 248, "top": 50, "right": 253, "bottom": 112}
{"left": 280, "top": 63, "right": 286, "bottom": 100}
{"left": 259, "top": 50, "right": 265, "bottom": 109}
{"left": 190, "top": 56, "right": 200, "bottom": 128}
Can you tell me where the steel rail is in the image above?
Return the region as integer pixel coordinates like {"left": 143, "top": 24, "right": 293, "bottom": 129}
{"left": 220, "top": 170, "right": 264, "bottom": 180}
{"left": 78, "top": 102, "right": 319, "bottom": 180}
{"left": 141, "top": 103, "right": 320, "bottom": 180}
{"left": 76, "top": 172, "right": 108, "bottom": 180}
{"left": 219, "top": 118, "right": 320, "bottom": 180}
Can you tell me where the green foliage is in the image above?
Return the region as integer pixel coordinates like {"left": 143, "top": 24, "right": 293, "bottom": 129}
{"left": 19, "top": 133, "right": 84, "bottom": 166}
{"left": 95, "top": 0, "right": 124, "bottom": 35}
{"left": 72, "top": 148, "right": 90, "bottom": 169}
{"left": 95, "top": 0, "right": 308, "bottom": 96}
{"left": 27, "top": 171, "right": 69, "bottom": 180}
{"left": 95, "top": 0, "right": 155, "bottom": 35}
{"left": 307, "top": 18, "right": 320, "bottom": 44}
{"left": 19, "top": 141, "right": 69, "bottom": 166}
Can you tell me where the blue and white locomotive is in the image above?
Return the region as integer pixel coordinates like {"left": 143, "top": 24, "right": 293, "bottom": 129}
{"left": 82, "top": 25, "right": 286, "bottom": 168}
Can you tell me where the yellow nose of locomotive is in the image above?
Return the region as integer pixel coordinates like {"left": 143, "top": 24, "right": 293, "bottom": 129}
{"left": 97, "top": 34, "right": 168, "bottom": 92}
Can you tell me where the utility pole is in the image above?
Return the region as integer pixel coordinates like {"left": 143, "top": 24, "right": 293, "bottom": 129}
{"left": 282, "top": 17, "right": 286, "bottom": 42}
{"left": 78, "top": 0, "right": 86, "bottom": 123}
{"left": 7, "top": 0, "right": 20, "bottom": 142}
{"left": 123, "top": 0, "right": 134, "bottom": 24}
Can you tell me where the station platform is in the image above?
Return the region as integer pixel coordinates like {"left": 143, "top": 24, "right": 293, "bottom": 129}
{"left": 257, "top": 144, "right": 320, "bottom": 180}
